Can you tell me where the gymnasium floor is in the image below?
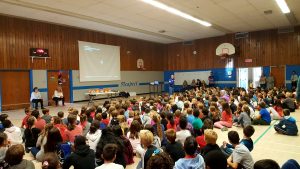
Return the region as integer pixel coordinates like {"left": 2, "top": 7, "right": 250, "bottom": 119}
{"left": 3, "top": 98, "right": 300, "bottom": 168}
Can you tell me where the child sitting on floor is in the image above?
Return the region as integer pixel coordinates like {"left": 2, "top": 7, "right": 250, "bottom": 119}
{"left": 222, "top": 125, "right": 255, "bottom": 157}
{"left": 214, "top": 102, "right": 233, "bottom": 131}
{"left": 234, "top": 105, "right": 252, "bottom": 128}
{"left": 274, "top": 109, "right": 298, "bottom": 136}
{"left": 252, "top": 102, "right": 271, "bottom": 125}
{"left": 0, "top": 133, "right": 9, "bottom": 168}
{"left": 95, "top": 144, "right": 124, "bottom": 169}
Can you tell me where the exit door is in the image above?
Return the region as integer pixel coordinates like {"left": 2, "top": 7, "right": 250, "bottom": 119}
{"left": 271, "top": 66, "right": 285, "bottom": 88}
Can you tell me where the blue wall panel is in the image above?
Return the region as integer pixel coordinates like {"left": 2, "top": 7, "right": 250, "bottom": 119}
{"left": 164, "top": 68, "right": 237, "bottom": 91}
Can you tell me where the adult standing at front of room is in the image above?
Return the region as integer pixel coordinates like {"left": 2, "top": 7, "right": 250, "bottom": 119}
{"left": 291, "top": 71, "right": 298, "bottom": 90}
{"left": 169, "top": 75, "right": 175, "bottom": 96}
{"left": 259, "top": 74, "right": 267, "bottom": 90}
{"left": 30, "top": 87, "right": 44, "bottom": 109}
{"left": 208, "top": 72, "right": 215, "bottom": 87}
{"left": 266, "top": 73, "right": 274, "bottom": 90}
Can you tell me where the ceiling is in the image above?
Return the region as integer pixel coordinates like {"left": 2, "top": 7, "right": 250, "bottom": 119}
{"left": 0, "top": 0, "right": 299, "bottom": 44}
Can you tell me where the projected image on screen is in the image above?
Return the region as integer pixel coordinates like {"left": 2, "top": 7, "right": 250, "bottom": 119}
{"left": 79, "top": 41, "right": 121, "bottom": 82}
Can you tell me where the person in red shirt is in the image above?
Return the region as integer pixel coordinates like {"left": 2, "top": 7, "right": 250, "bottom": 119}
{"left": 214, "top": 102, "right": 233, "bottom": 130}
{"left": 21, "top": 107, "right": 31, "bottom": 128}
{"left": 31, "top": 109, "right": 46, "bottom": 131}
{"left": 52, "top": 116, "right": 67, "bottom": 142}
{"left": 166, "top": 113, "right": 177, "bottom": 130}
{"left": 174, "top": 110, "right": 181, "bottom": 126}
{"left": 196, "top": 118, "right": 214, "bottom": 149}
{"left": 65, "top": 114, "right": 83, "bottom": 143}
{"left": 101, "top": 112, "right": 110, "bottom": 126}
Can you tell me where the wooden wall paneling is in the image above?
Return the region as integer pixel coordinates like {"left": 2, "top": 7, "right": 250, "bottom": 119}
{"left": 0, "top": 71, "right": 30, "bottom": 110}
{"left": 0, "top": 15, "right": 165, "bottom": 71}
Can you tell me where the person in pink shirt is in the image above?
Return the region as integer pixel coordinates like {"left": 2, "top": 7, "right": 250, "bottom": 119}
{"left": 214, "top": 102, "right": 233, "bottom": 130}
{"left": 127, "top": 111, "right": 135, "bottom": 126}
{"left": 65, "top": 114, "right": 83, "bottom": 143}
{"left": 31, "top": 110, "right": 46, "bottom": 131}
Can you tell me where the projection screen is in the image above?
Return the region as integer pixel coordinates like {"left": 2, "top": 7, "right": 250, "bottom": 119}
{"left": 78, "top": 41, "right": 121, "bottom": 82}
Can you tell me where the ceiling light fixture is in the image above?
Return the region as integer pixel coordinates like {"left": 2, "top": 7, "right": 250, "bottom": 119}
{"left": 141, "top": 0, "right": 212, "bottom": 27}
{"left": 275, "top": 0, "right": 290, "bottom": 13}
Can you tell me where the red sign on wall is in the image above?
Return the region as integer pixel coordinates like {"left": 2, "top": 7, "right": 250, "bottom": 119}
{"left": 245, "top": 59, "right": 252, "bottom": 63}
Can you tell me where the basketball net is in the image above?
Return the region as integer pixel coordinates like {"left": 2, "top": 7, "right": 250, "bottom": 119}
{"left": 220, "top": 53, "right": 229, "bottom": 60}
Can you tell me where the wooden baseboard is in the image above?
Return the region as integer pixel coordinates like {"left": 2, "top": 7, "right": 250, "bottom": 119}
{"left": 2, "top": 103, "right": 30, "bottom": 111}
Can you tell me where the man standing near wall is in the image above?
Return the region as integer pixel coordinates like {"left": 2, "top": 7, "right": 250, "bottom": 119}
{"left": 208, "top": 72, "right": 215, "bottom": 87}
{"left": 267, "top": 73, "right": 274, "bottom": 90}
{"left": 169, "top": 75, "right": 175, "bottom": 96}
{"left": 291, "top": 71, "right": 298, "bottom": 90}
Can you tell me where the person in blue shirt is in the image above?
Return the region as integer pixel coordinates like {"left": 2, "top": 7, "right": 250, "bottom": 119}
{"left": 274, "top": 109, "right": 298, "bottom": 136}
{"left": 208, "top": 72, "right": 215, "bottom": 87}
{"left": 169, "top": 75, "right": 175, "bottom": 96}
{"left": 174, "top": 136, "right": 205, "bottom": 169}
{"left": 252, "top": 102, "right": 271, "bottom": 125}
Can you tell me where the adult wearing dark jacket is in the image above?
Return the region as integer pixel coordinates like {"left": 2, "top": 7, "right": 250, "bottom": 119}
{"left": 63, "top": 136, "right": 95, "bottom": 169}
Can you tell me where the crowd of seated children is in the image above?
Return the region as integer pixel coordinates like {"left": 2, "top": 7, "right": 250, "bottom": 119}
{"left": 0, "top": 85, "right": 299, "bottom": 169}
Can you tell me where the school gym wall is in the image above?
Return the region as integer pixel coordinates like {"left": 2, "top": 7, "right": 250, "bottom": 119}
{"left": 71, "top": 71, "right": 163, "bottom": 102}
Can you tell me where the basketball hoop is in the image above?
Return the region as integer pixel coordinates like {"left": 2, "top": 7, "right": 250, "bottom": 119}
{"left": 216, "top": 43, "right": 235, "bottom": 59}
{"left": 220, "top": 53, "right": 229, "bottom": 60}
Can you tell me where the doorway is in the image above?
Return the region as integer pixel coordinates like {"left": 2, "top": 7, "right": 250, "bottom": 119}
{"left": 237, "top": 67, "right": 262, "bottom": 90}
{"left": 270, "top": 65, "right": 285, "bottom": 88}
{"left": 47, "top": 70, "right": 70, "bottom": 105}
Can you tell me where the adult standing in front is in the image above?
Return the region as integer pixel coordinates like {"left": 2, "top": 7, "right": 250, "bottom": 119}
{"left": 291, "top": 71, "right": 298, "bottom": 90}
{"left": 52, "top": 86, "right": 65, "bottom": 106}
{"left": 208, "top": 72, "right": 215, "bottom": 87}
{"left": 296, "top": 76, "right": 300, "bottom": 105}
{"left": 169, "top": 75, "right": 175, "bottom": 96}
{"left": 259, "top": 74, "right": 267, "bottom": 89}
{"left": 266, "top": 73, "right": 275, "bottom": 90}
{"left": 30, "top": 87, "right": 44, "bottom": 109}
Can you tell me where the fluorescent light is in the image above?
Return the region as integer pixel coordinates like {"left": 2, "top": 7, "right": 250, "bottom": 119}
{"left": 141, "top": 0, "right": 212, "bottom": 27}
{"left": 275, "top": 0, "right": 290, "bottom": 13}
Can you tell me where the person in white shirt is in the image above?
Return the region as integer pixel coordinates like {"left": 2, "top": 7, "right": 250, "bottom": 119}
{"left": 52, "top": 86, "right": 65, "bottom": 106}
{"left": 176, "top": 117, "right": 191, "bottom": 145}
{"left": 30, "top": 87, "right": 44, "bottom": 109}
{"left": 3, "top": 120, "right": 22, "bottom": 145}
{"left": 95, "top": 144, "right": 124, "bottom": 169}
{"left": 86, "top": 121, "right": 102, "bottom": 152}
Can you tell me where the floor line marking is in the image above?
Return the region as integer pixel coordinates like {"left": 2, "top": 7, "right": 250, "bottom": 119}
{"left": 254, "top": 120, "right": 277, "bottom": 145}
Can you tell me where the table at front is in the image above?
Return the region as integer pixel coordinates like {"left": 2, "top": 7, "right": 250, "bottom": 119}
{"left": 149, "top": 84, "right": 163, "bottom": 97}
{"left": 85, "top": 92, "right": 119, "bottom": 106}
